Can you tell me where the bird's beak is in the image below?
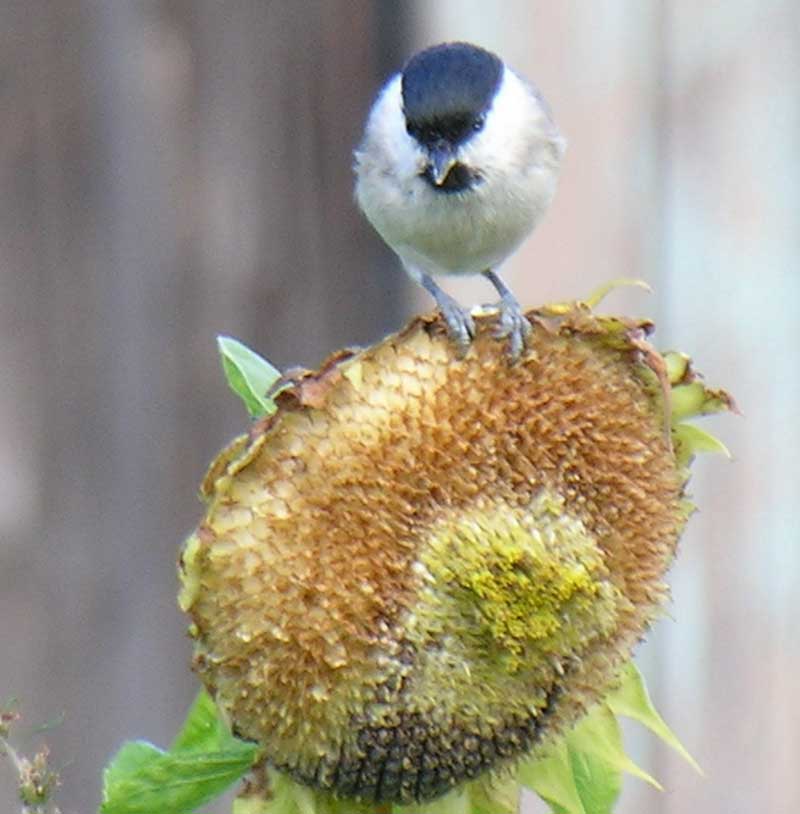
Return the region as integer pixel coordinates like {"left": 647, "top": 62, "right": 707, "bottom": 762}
{"left": 427, "top": 144, "right": 458, "bottom": 187}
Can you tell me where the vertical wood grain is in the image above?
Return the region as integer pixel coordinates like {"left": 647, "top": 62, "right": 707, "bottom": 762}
{"left": 0, "top": 4, "right": 404, "bottom": 813}
{"left": 0, "top": 4, "right": 797, "bottom": 814}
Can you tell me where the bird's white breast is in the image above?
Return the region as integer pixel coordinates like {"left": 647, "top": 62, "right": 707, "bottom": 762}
{"left": 354, "top": 68, "right": 564, "bottom": 278}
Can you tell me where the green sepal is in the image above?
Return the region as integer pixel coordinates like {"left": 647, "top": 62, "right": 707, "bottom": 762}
{"left": 566, "top": 704, "right": 661, "bottom": 790}
{"left": 233, "top": 799, "right": 271, "bottom": 814}
{"left": 218, "top": 335, "right": 282, "bottom": 418}
{"left": 520, "top": 662, "right": 700, "bottom": 814}
{"left": 521, "top": 733, "right": 623, "bottom": 814}
{"left": 239, "top": 770, "right": 378, "bottom": 814}
{"left": 564, "top": 742, "right": 622, "bottom": 814}
{"left": 231, "top": 767, "right": 519, "bottom": 814}
{"left": 467, "top": 774, "right": 520, "bottom": 814}
{"left": 663, "top": 352, "right": 690, "bottom": 385}
{"left": 520, "top": 705, "right": 633, "bottom": 814}
{"left": 583, "top": 278, "right": 651, "bottom": 309}
{"left": 670, "top": 383, "right": 709, "bottom": 421}
{"left": 672, "top": 422, "right": 731, "bottom": 467}
{"left": 605, "top": 662, "right": 702, "bottom": 775}
{"left": 519, "top": 741, "right": 587, "bottom": 814}
{"left": 405, "top": 788, "right": 472, "bottom": 814}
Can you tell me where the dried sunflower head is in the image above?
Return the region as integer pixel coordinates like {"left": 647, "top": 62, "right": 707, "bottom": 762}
{"left": 179, "top": 304, "right": 730, "bottom": 806}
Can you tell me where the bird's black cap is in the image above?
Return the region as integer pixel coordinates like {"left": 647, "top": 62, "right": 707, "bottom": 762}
{"left": 401, "top": 42, "right": 503, "bottom": 149}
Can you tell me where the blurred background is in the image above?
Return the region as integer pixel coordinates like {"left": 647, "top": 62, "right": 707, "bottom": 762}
{"left": 1, "top": 2, "right": 797, "bottom": 812}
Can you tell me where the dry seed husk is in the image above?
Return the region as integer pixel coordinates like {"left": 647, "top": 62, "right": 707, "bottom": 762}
{"left": 180, "top": 309, "right": 688, "bottom": 804}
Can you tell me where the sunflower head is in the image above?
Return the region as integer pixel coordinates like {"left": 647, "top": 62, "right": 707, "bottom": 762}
{"left": 179, "top": 303, "right": 730, "bottom": 805}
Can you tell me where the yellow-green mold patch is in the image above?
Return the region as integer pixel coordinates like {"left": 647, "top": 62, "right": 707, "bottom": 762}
{"left": 412, "top": 492, "right": 623, "bottom": 677}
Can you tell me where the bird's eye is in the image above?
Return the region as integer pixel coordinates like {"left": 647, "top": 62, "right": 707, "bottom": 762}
{"left": 472, "top": 116, "right": 485, "bottom": 132}
{"left": 405, "top": 122, "right": 414, "bottom": 136}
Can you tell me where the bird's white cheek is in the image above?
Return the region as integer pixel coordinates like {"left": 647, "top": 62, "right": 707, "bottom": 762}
{"left": 397, "top": 140, "right": 428, "bottom": 190}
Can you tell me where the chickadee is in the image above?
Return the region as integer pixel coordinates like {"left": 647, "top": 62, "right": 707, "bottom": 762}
{"left": 354, "top": 42, "right": 564, "bottom": 359}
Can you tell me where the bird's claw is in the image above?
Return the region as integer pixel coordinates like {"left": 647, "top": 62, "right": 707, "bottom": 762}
{"left": 439, "top": 299, "right": 475, "bottom": 356}
{"left": 493, "top": 297, "right": 532, "bottom": 362}
{"left": 418, "top": 272, "right": 475, "bottom": 356}
{"left": 480, "top": 269, "right": 531, "bottom": 361}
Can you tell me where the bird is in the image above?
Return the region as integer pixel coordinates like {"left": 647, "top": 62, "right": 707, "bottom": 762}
{"left": 354, "top": 41, "right": 565, "bottom": 360}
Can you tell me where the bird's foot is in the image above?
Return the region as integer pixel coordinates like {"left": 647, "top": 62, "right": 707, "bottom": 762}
{"left": 482, "top": 270, "right": 531, "bottom": 361}
{"left": 419, "top": 273, "right": 475, "bottom": 355}
{"left": 438, "top": 295, "right": 476, "bottom": 356}
{"left": 492, "top": 295, "right": 532, "bottom": 361}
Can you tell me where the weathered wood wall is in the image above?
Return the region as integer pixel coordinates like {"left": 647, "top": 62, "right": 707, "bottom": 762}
{"left": 421, "top": 4, "right": 799, "bottom": 813}
{"left": 0, "top": 4, "right": 408, "bottom": 812}
{"left": 1, "top": 4, "right": 797, "bottom": 814}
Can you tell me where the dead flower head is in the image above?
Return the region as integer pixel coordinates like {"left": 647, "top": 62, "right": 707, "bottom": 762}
{"left": 179, "top": 304, "right": 730, "bottom": 805}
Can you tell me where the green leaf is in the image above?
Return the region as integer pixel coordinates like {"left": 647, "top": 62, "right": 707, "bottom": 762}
{"left": 605, "top": 662, "right": 702, "bottom": 775}
{"left": 171, "top": 690, "right": 236, "bottom": 753}
{"left": 101, "top": 692, "right": 258, "bottom": 814}
{"left": 102, "top": 741, "right": 164, "bottom": 790}
{"left": 101, "top": 743, "right": 258, "bottom": 814}
{"left": 218, "top": 335, "right": 282, "bottom": 418}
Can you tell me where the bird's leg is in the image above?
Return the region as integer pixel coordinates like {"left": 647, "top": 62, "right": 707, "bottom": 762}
{"left": 418, "top": 272, "right": 475, "bottom": 354}
{"left": 482, "top": 269, "right": 532, "bottom": 361}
